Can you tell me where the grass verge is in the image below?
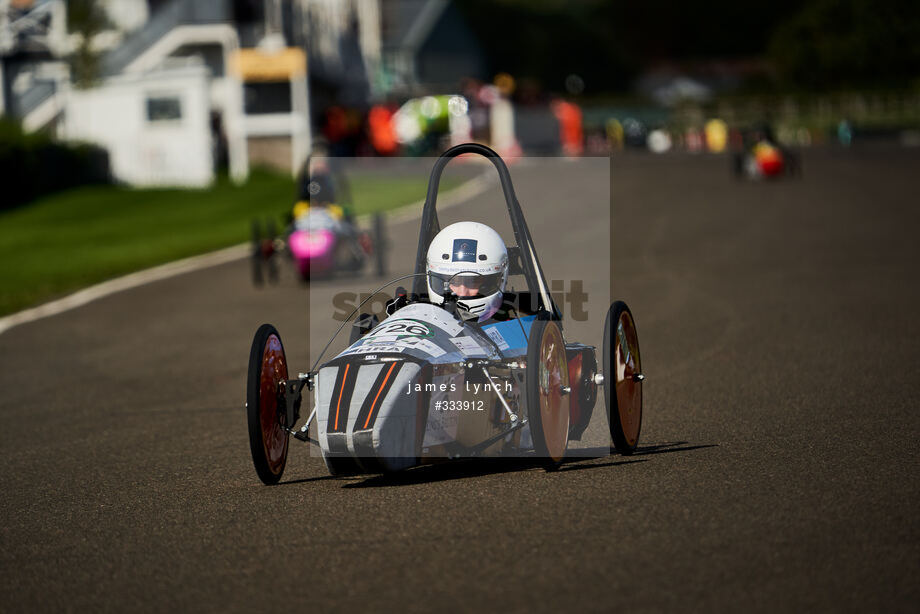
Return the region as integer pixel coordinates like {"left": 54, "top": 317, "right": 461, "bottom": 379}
{"left": 0, "top": 168, "right": 456, "bottom": 316}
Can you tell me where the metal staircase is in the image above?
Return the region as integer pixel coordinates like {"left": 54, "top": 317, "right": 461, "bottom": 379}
{"left": 100, "top": 0, "right": 232, "bottom": 76}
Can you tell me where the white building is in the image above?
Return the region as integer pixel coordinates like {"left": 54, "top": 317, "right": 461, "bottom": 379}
{"left": 1, "top": 0, "right": 415, "bottom": 186}
{"left": 63, "top": 61, "right": 214, "bottom": 187}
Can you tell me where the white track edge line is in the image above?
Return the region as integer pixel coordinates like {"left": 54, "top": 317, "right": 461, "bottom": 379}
{"left": 0, "top": 172, "right": 495, "bottom": 336}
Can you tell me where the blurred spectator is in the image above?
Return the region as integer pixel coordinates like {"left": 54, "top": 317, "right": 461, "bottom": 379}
{"left": 552, "top": 99, "right": 584, "bottom": 156}
{"left": 367, "top": 103, "right": 398, "bottom": 155}
{"left": 322, "top": 105, "right": 364, "bottom": 157}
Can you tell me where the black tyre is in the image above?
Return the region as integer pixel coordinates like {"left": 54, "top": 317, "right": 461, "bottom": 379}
{"left": 525, "top": 315, "right": 570, "bottom": 468}
{"left": 786, "top": 150, "right": 802, "bottom": 177}
{"left": 265, "top": 219, "right": 279, "bottom": 283}
{"left": 251, "top": 219, "right": 263, "bottom": 286}
{"left": 567, "top": 349, "right": 597, "bottom": 441}
{"left": 373, "top": 213, "right": 387, "bottom": 278}
{"left": 247, "top": 324, "right": 290, "bottom": 484}
{"left": 602, "top": 301, "right": 643, "bottom": 455}
{"left": 732, "top": 152, "right": 742, "bottom": 178}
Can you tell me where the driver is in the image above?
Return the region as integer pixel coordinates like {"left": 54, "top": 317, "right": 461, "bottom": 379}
{"left": 426, "top": 221, "right": 509, "bottom": 322}
{"left": 293, "top": 149, "right": 354, "bottom": 224}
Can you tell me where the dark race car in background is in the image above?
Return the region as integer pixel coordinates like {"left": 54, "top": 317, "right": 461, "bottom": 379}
{"left": 732, "top": 124, "right": 802, "bottom": 180}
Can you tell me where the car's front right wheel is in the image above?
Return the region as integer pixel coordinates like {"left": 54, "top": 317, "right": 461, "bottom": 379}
{"left": 603, "top": 301, "right": 643, "bottom": 455}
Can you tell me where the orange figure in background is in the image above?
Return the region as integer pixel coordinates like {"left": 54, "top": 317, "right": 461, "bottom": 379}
{"left": 552, "top": 100, "right": 583, "bottom": 156}
{"left": 368, "top": 105, "right": 398, "bottom": 155}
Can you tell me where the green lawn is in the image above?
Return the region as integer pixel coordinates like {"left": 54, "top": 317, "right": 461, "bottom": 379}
{"left": 0, "top": 169, "right": 455, "bottom": 316}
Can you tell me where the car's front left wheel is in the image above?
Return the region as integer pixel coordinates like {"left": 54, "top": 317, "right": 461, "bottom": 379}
{"left": 526, "top": 315, "right": 570, "bottom": 469}
{"left": 246, "top": 324, "right": 290, "bottom": 484}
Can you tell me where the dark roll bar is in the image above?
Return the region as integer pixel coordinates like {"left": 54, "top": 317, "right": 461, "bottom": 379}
{"left": 411, "top": 143, "right": 561, "bottom": 321}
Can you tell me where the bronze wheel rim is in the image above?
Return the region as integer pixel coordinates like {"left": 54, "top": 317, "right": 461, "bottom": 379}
{"left": 259, "top": 334, "right": 289, "bottom": 475}
{"left": 538, "top": 322, "right": 570, "bottom": 462}
{"left": 614, "top": 311, "right": 642, "bottom": 447}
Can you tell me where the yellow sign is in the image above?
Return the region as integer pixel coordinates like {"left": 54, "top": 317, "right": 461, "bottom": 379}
{"left": 231, "top": 48, "right": 306, "bottom": 82}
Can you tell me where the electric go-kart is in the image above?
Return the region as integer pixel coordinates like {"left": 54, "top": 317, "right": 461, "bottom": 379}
{"left": 732, "top": 125, "right": 801, "bottom": 180}
{"left": 245, "top": 143, "right": 643, "bottom": 484}
{"left": 251, "top": 206, "right": 386, "bottom": 284}
{"left": 252, "top": 155, "right": 385, "bottom": 283}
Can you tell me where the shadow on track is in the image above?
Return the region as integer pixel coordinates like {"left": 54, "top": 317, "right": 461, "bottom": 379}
{"left": 633, "top": 441, "right": 719, "bottom": 456}
{"left": 337, "top": 441, "right": 715, "bottom": 488}
{"left": 567, "top": 441, "right": 718, "bottom": 459}
{"left": 277, "top": 474, "right": 344, "bottom": 486}
{"left": 341, "top": 457, "right": 645, "bottom": 489}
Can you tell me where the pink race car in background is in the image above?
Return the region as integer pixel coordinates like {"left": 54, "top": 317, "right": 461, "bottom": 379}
{"left": 251, "top": 208, "right": 386, "bottom": 284}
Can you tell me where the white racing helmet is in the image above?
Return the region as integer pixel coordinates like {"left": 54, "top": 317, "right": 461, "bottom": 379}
{"left": 426, "top": 221, "right": 509, "bottom": 322}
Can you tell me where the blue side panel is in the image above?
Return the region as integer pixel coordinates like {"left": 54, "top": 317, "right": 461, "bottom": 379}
{"left": 480, "top": 315, "right": 536, "bottom": 357}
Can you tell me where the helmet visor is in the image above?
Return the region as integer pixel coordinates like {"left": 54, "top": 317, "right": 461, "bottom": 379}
{"left": 429, "top": 272, "right": 503, "bottom": 298}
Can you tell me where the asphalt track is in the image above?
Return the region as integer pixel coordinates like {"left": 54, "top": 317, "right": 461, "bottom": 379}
{"left": 1, "top": 146, "right": 918, "bottom": 612}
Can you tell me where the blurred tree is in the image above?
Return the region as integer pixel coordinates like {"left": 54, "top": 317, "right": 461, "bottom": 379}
{"left": 456, "top": 0, "right": 631, "bottom": 94}
{"left": 768, "top": 0, "right": 920, "bottom": 90}
{"left": 67, "top": 0, "right": 110, "bottom": 88}
{"left": 457, "top": 0, "right": 920, "bottom": 94}
{"left": 456, "top": 0, "right": 802, "bottom": 95}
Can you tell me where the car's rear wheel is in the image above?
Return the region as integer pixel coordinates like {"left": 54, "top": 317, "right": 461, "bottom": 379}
{"left": 603, "top": 301, "right": 643, "bottom": 455}
{"left": 373, "top": 213, "right": 387, "bottom": 278}
{"left": 526, "top": 316, "right": 570, "bottom": 468}
{"left": 731, "top": 152, "right": 743, "bottom": 178}
{"left": 247, "top": 324, "right": 290, "bottom": 484}
{"left": 265, "top": 219, "right": 279, "bottom": 283}
{"left": 332, "top": 235, "right": 363, "bottom": 272}
{"left": 251, "top": 219, "right": 264, "bottom": 286}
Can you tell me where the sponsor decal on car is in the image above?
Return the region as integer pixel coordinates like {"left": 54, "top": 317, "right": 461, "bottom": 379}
{"left": 409, "top": 338, "right": 447, "bottom": 357}
{"left": 341, "top": 343, "right": 407, "bottom": 355}
{"left": 364, "top": 319, "right": 433, "bottom": 340}
{"left": 382, "top": 303, "right": 464, "bottom": 337}
{"left": 484, "top": 327, "right": 510, "bottom": 351}
{"left": 449, "top": 336, "right": 487, "bottom": 355}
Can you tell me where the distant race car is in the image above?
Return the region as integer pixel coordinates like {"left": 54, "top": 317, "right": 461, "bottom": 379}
{"left": 245, "top": 143, "right": 644, "bottom": 483}
{"left": 251, "top": 206, "right": 385, "bottom": 283}
{"left": 732, "top": 126, "right": 801, "bottom": 180}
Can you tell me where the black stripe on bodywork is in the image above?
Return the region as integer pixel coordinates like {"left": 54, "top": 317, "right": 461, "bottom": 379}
{"left": 326, "top": 432, "right": 350, "bottom": 457}
{"left": 328, "top": 362, "right": 357, "bottom": 433}
{"left": 352, "top": 362, "right": 402, "bottom": 434}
